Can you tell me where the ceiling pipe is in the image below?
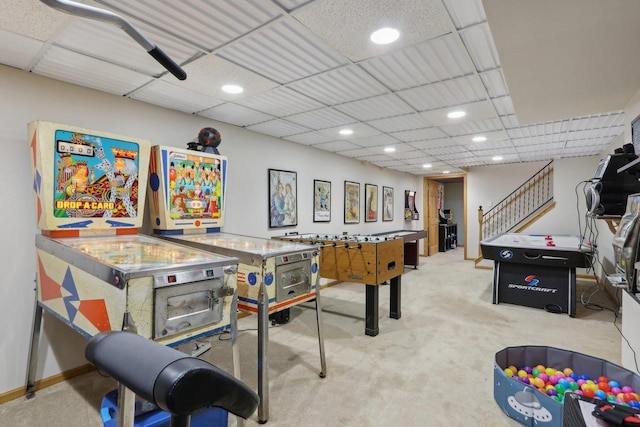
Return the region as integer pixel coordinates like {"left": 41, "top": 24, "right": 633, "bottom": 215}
{"left": 39, "top": 0, "right": 186, "bottom": 80}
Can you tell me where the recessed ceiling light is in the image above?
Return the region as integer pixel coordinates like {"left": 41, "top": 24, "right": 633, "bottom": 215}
{"left": 423, "top": 164, "right": 432, "bottom": 168}
{"left": 443, "top": 170, "right": 450, "bottom": 174}
{"left": 493, "top": 156, "right": 503, "bottom": 161}
{"left": 339, "top": 129, "right": 353, "bottom": 136}
{"left": 472, "top": 135, "right": 487, "bottom": 142}
{"left": 221, "top": 84, "right": 243, "bottom": 94}
{"left": 384, "top": 147, "right": 396, "bottom": 153}
{"left": 447, "top": 110, "right": 466, "bottom": 119}
{"left": 370, "top": 27, "right": 400, "bottom": 45}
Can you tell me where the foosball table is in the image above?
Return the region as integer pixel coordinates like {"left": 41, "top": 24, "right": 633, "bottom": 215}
{"left": 274, "top": 233, "right": 404, "bottom": 336}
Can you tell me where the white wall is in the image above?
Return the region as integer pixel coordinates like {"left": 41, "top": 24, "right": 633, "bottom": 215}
{"left": 0, "top": 65, "right": 422, "bottom": 395}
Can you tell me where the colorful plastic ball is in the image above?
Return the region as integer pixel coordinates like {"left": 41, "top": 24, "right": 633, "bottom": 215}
{"left": 612, "top": 387, "right": 622, "bottom": 395}
{"left": 532, "top": 378, "right": 545, "bottom": 388}
{"left": 616, "top": 397, "right": 626, "bottom": 404}
{"left": 598, "top": 382, "right": 611, "bottom": 392}
{"left": 517, "top": 370, "right": 528, "bottom": 378}
{"left": 568, "top": 382, "right": 579, "bottom": 391}
{"left": 597, "top": 376, "right": 609, "bottom": 384}
{"left": 558, "top": 379, "right": 570, "bottom": 388}
{"left": 519, "top": 377, "right": 530, "bottom": 385}
{"left": 555, "top": 384, "right": 567, "bottom": 395}
{"left": 547, "top": 389, "right": 558, "bottom": 397}
{"left": 583, "top": 388, "right": 595, "bottom": 398}
{"left": 504, "top": 368, "right": 514, "bottom": 377}
{"left": 523, "top": 366, "right": 532, "bottom": 374}
{"left": 535, "top": 364, "right": 546, "bottom": 372}
{"left": 532, "top": 368, "right": 540, "bottom": 377}
{"left": 609, "top": 380, "right": 620, "bottom": 389}
{"left": 508, "top": 365, "right": 518, "bottom": 374}
{"left": 577, "top": 379, "right": 586, "bottom": 387}
{"left": 563, "top": 368, "right": 574, "bottom": 376}
{"left": 569, "top": 373, "right": 579, "bottom": 380}
{"left": 546, "top": 368, "right": 557, "bottom": 376}
{"left": 607, "top": 395, "right": 617, "bottom": 402}
{"left": 622, "top": 386, "right": 634, "bottom": 394}
{"left": 553, "top": 395, "right": 563, "bottom": 402}
{"left": 629, "top": 401, "right": 640, "bottom": 409}
{"left": 575, "top": 390, "right": 584, "bottom": 396}
{"left": 538, "top": 373, "right": 549, "bottom": 383}
{"left": 579, "top": 374, "right": 590, "bottom": 381}
{"left": 619, "top": 402, "right": 630, "bottom": 407}
{"left": 549, "top": 375, "right": 559, "bottom": 385}
{"left": 594, "top": 390, "right": 607, "bottom": 400}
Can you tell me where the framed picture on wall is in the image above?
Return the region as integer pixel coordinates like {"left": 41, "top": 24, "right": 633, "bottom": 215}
{"left": 268, "top": 168, "right": 297, "bottom": 228}
{"left": 344, "top": 181, "right": 360, "bottom": 224}
{"left": 313, "top": 179, "right": 331, "bottom": 222}
{"left": 383, "top": 186, "right": 394, "bottom": 221}
{"left": 365, "top": 183, "right": 378, "bottom": 222}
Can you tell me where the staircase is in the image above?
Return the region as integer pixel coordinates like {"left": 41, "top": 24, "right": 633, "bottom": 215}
{"left": 475, "top": 161, "right": 555, "bottom": 268}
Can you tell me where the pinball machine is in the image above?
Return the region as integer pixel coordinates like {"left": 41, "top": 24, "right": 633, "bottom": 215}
{"left": 146, "top": 145, "right": 326, "bottom": 423}
{"left": 26, "top": 121, "right": 240, "bottom": 426}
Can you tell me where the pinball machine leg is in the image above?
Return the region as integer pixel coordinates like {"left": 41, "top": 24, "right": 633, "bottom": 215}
{"left": 231, "top": 291, "right": 246, "bottom": 427}
{"left": 389, "top": 275, "right": 401, "bottom": 320}
{"left": 25, "top": 297, "right": 43, "bottom": 398}
{"left": 365, "top": 285, "right": 379, "bottom": 337}
{"left": 314, "top": 278, "right": 327, "bottom": 378}
{"left": 257, "top": 281, "right": 269, "bottom": 424}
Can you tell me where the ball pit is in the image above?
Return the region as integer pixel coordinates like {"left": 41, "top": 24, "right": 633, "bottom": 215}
{"left": 504, "top": 364, "right": 640, "bottom": 407}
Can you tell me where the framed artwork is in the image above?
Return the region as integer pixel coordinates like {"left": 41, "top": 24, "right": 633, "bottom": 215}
{"left": 344, "top": 181, "right": 360, "bottom": 224}
{"left": 313, "top": 179, "right": 331, "bottom": 222}
{"left": 268, "top": 168, "right": 297, "bottom": 228}
{"left": 383, "top": 186, "right": 394, "bottom": 221}
{"left": 365, "top": 183, "right": 378, "bottom": 222}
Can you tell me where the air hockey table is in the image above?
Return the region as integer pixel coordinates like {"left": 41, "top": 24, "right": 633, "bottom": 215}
{"left": 480, "top": 233, "right": 593, "bottom": 317}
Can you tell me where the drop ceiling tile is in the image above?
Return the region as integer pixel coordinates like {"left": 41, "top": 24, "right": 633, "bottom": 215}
{"left": 370, "top": 159, "right": 411, "bottom": 167}
{"left": 313, "top": 140, "right": 362, "bottom": 152}
{"left": 565, "top": 137, "right": 615, "bottom": 149}
{"left": 452, "top": 129, "right": 508, "bottom": 145}
{"left": 0, "top": 30, "right": 43, "bottom": 70}
{"left": 32, "top": 46, "right": 153, "bottom": 95}
{"left": 408, "top": 138, "right": 457, "bottom": 150}
{"left": 316, "top": 122, "right": 381, "bottom": 140}
{"left": 272, "top": 0, "right": 316, "bottom": 13}
{"left": 130, "top": 80, "right": 224, "bottom": 113}
{"left": 500, "top": 114, "right": 520, "bottom": 129}
{"left": 339, "top": 147, "right": 382, "bottom": 158}
{"left": 426, "top": 145, "right": 471, "bottom": 156}
{"left": 562, "top": 146, "right": 604, "bottom": 157}
{"left": 374, "top": 143, "right": 416, "bottom": 154}
{"left": 515, "top": 142, "right": 564, "bottom": 153}
{"left": 286, "top": 64, "right": 389, "bottom": 105}
{"left": 441, "top": 0, "right": 486, "bottom": 29}
{"left": 286, "top": 107, "right": 357, "bottom": 129}
{"left": 341, "top": 133, "right": 398, "bottom": 148}
{"left": 246, "top": 119, "right": 310, "bottom": 137}
{"left": 568, "top": 112, "right": 626, "bottom": 131}
{"left": 95, "top": 0, "right": 282, "bottom": 52}
{"left": 1, "top": 0, "right": 69, "bottom": 40}
{"left": 566, "top": 128, "right": 620, "bottom": 141}
{"left": 468, "top": 146, "right": 517, "bottom": 156}
{"left": 198, "top": 103, "right": 274, "bottom": 127}
{"left": 283, "top": 131, "right": 336, "bottom": 145}
{"left": 359, "top": 34, "right": 475, "bottom": 91}
{"left": 387, "top": 149, "right": 430, "bottom": 161}
{"left": 404, "top": 154, "right": 439, "bottom": 165}
{"left": 367, "top": 113, "right": 433, "bottom": 133}
{"left": 480, "top": 68, "right": 509, "bottom": 98}
{"left": 492, "top": 96, "right": 516, "bottom": 117}
{"left": 161, "top": 54, "right": 279, "bottom": 100}
{"left": 53, "top": 18, "right": 179, "bottom": 76}
{"left": 507, "top": 120, "right": 570, "bottom": 139}
{"left": 292, "top": 0, "right": 451, "bottom": 62}
{"left": 236, "top": 86, "right": 324, "bottom": 117}
{"left": 334, "top": 93, "right": 415, "bottom": 121}
{"left": 391, "top": 127, "right": 448, "bottom": 142}
{"left": 458, "top": 22, "right": 501, "bottom": 71}
{"left": 398, "top": 75, "right": 487, "bottom": 112}
{"left": 437, "top": 116, "right": 503, "bottom": 136}
{"left": 217, "top": 17, "right": 349, "bottom": 84}
{"left": 465, "top": 139, "right": 514, "bottom": 151}
{"left": 356, "top": 154, "right": 395, "bottom": 163}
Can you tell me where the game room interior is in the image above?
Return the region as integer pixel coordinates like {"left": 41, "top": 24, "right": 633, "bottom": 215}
{"left": 3, "top": 0, "right": 640, "bottom": 426}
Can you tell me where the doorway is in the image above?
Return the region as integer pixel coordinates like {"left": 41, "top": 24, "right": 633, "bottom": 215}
{"left": 422, "top": 174, "right": 467, "bottom": 259}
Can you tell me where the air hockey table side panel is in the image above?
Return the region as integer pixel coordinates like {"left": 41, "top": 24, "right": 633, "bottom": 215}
{"left": 480, "top": 233, "right": 592, "bottom": 268}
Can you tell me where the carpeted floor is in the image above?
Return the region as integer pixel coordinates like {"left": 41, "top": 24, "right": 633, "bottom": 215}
{"left": 0, "top": 249, "right": 625, "bottom": 426}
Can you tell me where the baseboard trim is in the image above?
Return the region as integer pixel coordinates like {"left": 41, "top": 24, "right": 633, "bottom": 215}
{"left": 0, "top": 363, "right": 96, "bottom": 404}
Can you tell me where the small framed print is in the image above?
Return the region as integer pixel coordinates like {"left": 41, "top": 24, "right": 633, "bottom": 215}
{"left": 383, "top": 186, "right": 394, "bottom": 221}
{"left": 344, "top": 181, "right": 360, "bottom": 224}
{"left": 268, "top": 168, "right": 297, "bottom": 228}
{"left": 313, "top": 179, "right": 331, "bottom": 222}
{"left": 365, "top": 183, "right": 378, "bottom": 222}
